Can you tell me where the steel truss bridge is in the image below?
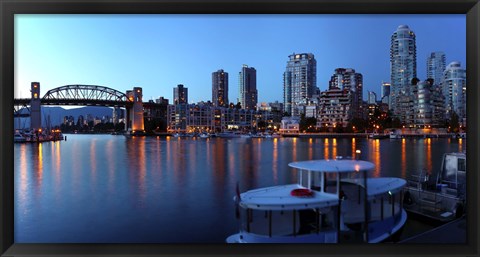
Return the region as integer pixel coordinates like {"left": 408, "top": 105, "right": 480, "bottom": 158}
{"left": 14, "top": 84, "right": 133, "bottom": 110}
{"left": 13, "top": 84, "right": 165, "bottom": 131}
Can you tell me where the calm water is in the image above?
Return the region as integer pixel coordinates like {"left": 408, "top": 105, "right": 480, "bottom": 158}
{"left": 14, "top": 134, "right": 465, "bottom": 243}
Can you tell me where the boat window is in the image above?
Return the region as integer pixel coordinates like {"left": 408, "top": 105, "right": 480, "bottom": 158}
{"left": 299, "top": 170, "right": 309, "bottom": 188}
{"left": 325, "top": 173, "right": 338, "bottom": 194}
{"left": 457, "top": 158, "right": 466, "bottom": 172}
{"left": 244, "top": 209, "right": 296, "bottom": 236}
{"left": 242, "top": 209, "right": 338, "bottom": 236}
{"left": 311, "top": 172, "right": 322, "bottom": 191}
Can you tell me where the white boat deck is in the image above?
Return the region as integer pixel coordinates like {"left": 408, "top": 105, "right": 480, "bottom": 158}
{"left": 342, "top": 177, "right": 407, "bottom": 198}
{"left": 288, "top": 159, "right": 374, "bottom": 173}
{"left": 239, "top": 184, "right": 339, "bottom": 210}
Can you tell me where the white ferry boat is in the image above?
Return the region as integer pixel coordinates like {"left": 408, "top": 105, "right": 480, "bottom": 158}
{"left": 227, "top": 158, "right": 407, "bottom": 243}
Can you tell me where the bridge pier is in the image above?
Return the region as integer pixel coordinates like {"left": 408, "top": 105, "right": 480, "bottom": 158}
{"left": 126, "top": 87, "right": 145, "bottom": 134}
{"left": 30, "top": 82, "right": 41, "bottom": 131}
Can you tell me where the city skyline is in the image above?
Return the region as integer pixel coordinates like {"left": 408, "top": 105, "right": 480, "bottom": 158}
{"left": 15, "top": 14, "right": 466, "bottom": 105}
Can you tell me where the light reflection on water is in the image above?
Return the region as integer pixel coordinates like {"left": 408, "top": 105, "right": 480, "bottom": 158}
{"left": 14, "top": 134, "right": 465, "bottom": 243}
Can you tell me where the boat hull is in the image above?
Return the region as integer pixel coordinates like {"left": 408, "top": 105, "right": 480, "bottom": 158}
{"left": 226, "top": 231, "right": 338, "bottom": 243}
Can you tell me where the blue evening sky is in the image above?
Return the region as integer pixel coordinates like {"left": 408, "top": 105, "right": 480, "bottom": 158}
{"left": 14, "top": 14, "right": 465, "bottom": 104}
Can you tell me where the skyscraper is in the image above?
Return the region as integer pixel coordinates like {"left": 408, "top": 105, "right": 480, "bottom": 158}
{"left": 381, "top": 82, "right": 391, "bottom": 99}
{"left": 328, "top": 68, "right": 363, "bottom": 119}
{"left": 412, "top": 79, "right": 445, "bottom": 128}
{"left": 173, "top": 84, "right": 188, "bottom": 105}
{"left": 442, "top": 61, "right": 466, "bottom": 120}
{"left": 427, "top": 52, "right": 446, "bottom": 85}
{"left": 283, "top": 53, "right": 317, "bottom": 117}
{"left": 381, "top": 82, "right": 391, "bottom": 108}
{"left": 238, "top": 65, "right": 257, "bottom": 110}
{"left": 390, "top": 25, "right": 417, "bottom": 121}
{"left": 212, "top": 69, "right": 229, "bottom": 107}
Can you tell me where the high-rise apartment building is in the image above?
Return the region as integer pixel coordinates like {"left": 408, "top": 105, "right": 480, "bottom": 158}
{"left": 283, "top": 53, "right": 317, "bottom": 117}
{"left": 328, "top": 68, "right": 363, "bottom": 119}
{"left": 412, "top": 79, "right": 445, "bottom": 128}
{"left": 442, "top": 61, "right": 466, "bottom": 120}
{"left": 427, "top": 52, "right": 446, "bottom": 85}
{"left": 238, "top": 65, "right": 257, "bottom": 110}
{"left": 317, "top": 87, "right": 352, "bottom": 129}
{"left": 390, "top": 25, "right": 417, "bottom": 122}
{"left": 167, "top": 103, "right": 258, "bottom": 133}
{"left": 381, "top": 82, "right": 391, "bottom": 99}
{"left": 173, "top": 84, "right": 188, "bottom": 105}
{"left": 212, "top": 69, "right": 229, "bottom": 107}
{"left": 381, "top": 82, "right": 391, "bottom": 108}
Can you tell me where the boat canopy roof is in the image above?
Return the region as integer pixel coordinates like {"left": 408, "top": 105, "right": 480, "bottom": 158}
{"left": 239, "top": 184, "right": 339, "bottom": 210}
{"left": 288, "top": 159, "right": 375, "bottom": 173}
{"left": 342, "top": 177, "right": 407, "bottom": 196}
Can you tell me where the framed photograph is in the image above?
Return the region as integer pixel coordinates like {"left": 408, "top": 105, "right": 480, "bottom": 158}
{"left": 1, "top": 0, "right": 479, "bottom": 256}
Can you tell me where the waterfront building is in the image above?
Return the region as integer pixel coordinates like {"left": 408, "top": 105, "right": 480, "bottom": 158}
{"left": 412, "top": 79, "right": 445, "bottom": 128}
{"left": 238, "top": 65, "right": 257, "bottom": 110}
{"left": 223, "top": 108, "right": 257, "bottom": 131}
{"left": 317, "top": 86, "right": 352, "bottom": 129}
{"left": 173, "top": 84, "right": 188, "bottom": 104}
{"left": 442, "top": 61, "right": 466, "bottom": 121}
{"left": 283, "top": 53, "right": 317, "bottom": 117}
{"left": 390, "top": 25, "right": 417, "bottom": 122}
{"left": 368, "top": 91, "right": 377, "bottom": 105}
{"left": 168, "top": 103, "right": 188, "bottom": 132}
{"left": 186, "top": 102, "right": 215, "bottom": 132}
{"left": 212, "top": 69, "right": 229, "bottom": 107}
{"left": 305, "top": 104, "right": 318, "bottom": 118}
{"left": 256, "top": 102, "right": 283, "bottom": 130}
{"left": 167, "top": 103, "right": 260, "bottom": 133}
{"left": 367, "top": 103, "right": 379, "bottom": 128}
{"left": 280, "top": 116, "right": 300, "bottom": 134}
{"left": 329, "top": 68, "right": 363, "bottom": 119}
{"left": 144, "top": 99, "right": 169, "bottom": 131}
{"left": 427, "top": 52, "right": 446, "bottom": 85}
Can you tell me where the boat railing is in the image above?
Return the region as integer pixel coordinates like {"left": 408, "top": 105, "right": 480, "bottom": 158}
{"left": 415, "top": 189, "right": 442, "bottom": 213}
{"left": 407, "top": 172, "right": 430, "bottom": 190}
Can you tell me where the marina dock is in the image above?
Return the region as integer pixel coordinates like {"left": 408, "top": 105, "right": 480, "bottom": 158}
{"left": 281, "top": 132, "right": 459, "bottom": 138}
{"left": 399, "top": 216, "right": 466, "bottom": 244}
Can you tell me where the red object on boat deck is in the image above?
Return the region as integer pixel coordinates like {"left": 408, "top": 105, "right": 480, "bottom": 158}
{"left": 290, "top": 188, "right": 314, "bottom": 197}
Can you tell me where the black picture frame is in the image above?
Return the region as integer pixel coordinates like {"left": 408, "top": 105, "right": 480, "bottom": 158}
{"left": 1, "top": 0, "right": 479, "bottom": 256}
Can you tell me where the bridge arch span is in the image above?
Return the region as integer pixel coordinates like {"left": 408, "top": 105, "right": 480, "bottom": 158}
{"left": 43, "top": 84, "right": 131, "bottom": 103}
